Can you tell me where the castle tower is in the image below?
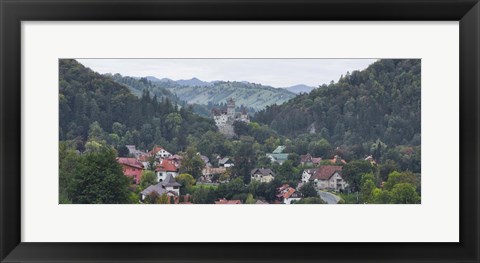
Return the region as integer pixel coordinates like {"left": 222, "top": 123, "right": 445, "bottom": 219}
{"left": 227, "top": 98, "right": 235, "bottom": 118}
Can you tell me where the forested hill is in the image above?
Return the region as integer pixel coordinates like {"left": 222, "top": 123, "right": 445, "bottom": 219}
{"left": 150, "top": 79, "right": 297, "bottom": 111}
{"left": 59, "top": 59, "right": 217, "bottom": 152}
{"left": 253, "top": 59, "right": 421, "bottom": 148}
{"left": 106, "top": 73, "right": 180, "bottom": 104}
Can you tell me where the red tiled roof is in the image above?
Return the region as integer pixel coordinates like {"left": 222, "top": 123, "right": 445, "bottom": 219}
{"left": 117, "top": 157, "right": 143, "bottom": 169}
{"left": 215, "top": 198, "right": 242, "bottom": 204}
{"left": 276, "top": 184, "right": 290, "bottom": 192}
{"left": 282, "top": 188, "right": 296, "bottom": 199}
{"left": 311, "top": 165, "right": 343, "bottom": 180}
{"left": 311, "top": 157, "right": 322, "bottom": 164}
{"left": 155, "top": 160, "right": 178, "bottom": 172}
{"left": 138, "top": 155, "right": 150, "bottom": 162}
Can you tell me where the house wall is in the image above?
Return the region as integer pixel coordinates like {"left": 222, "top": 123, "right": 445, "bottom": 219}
{"left": 156, "top": 171, "right": 179, "bottom": 182}
{"left": 121, "top": 165, "right": 142, "bottom": 184}
{"left": 156, "top": 150, "right": 172, "bottom": 159}
{"left": 314, "top": 172, "right": 347, "bottom": 191}
{"left": 165, "top": 186, "right": 180, "bottom": 196}
{"left": 251, "top": 174, "right": 274, "bottom": 183}
{"left": 301, "top": 171, "right": 312, "bottom": 183}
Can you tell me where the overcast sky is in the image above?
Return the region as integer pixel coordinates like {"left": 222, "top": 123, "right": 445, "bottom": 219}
{"left": 77, "top": 58, "right": 377, "bottom": 88}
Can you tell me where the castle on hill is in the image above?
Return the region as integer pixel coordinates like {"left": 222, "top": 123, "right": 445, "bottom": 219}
{"left": 211, "top": 98, "right": 249, "bottom": 137}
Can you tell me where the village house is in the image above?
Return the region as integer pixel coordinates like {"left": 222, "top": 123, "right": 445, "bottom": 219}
{"left": 137, "top": 154, "right": 151, "bottom": 170}
{"left": 155, "top": 159, "right": 179, "bottom": 182}
{"left": 250, "top": 168, "right": 276, "bottom": 183}
{"left": 125, "top": 145, "right": 146, "bottom": 158}
{"left": 276, "top": 184, "right": 303, "bottom": 204}
{"left": 218, "top": 157, "right": 234, "bottom": 168}
{"left": 266, "top": 145, "right": 290, "bottom": 165}
{"left": 300, "top": 153, "right": 322, "bottom": 166}
{"left": 116, "top": 157, "right": 144, "bottom": 184}
{"left": 302, "top": 165, "right": 347, "bottom": 191}
{"left": 166, "top": 154, "right": 183, "bottom": 168}
{"left": 364, "top": 155, "right": 377, "bottom": 165}
{"left": 200, "top": 154, "right": 212, "bottom": 168}
{"left": 150, "top": 146, "right": 172, "bottom": 160}
{"left": 201, "top": 167, "right": 226, "bottom": 183}
{"left": 215, "top": 198, "right": 242, "bottom": 204}
{"left": 140, "top": 174, "right": 181, "bottom": 201}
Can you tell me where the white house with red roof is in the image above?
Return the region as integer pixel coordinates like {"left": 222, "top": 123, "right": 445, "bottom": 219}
{"left": 155, "top": 159, "right": 179, "bottom": 182}
{"left": 150, "top": 146, "right": 172, "bottom": 160}
{"left": 276, "top": 184, "right": 303, "bottom": 204}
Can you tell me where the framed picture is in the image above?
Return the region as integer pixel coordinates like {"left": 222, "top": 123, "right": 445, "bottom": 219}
{"left": 1, "top": 0, "right": 479, "bottom": 262}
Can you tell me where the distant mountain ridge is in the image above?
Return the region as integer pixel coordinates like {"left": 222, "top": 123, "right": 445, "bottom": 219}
{"left": 145, "top": 77, "right": 297, "bottom": 111}
{"left": 283, "top": 84, "right": 316, "bottom": 94}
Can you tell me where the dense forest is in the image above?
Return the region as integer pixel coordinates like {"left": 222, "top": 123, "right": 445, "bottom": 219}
{"left": 59, "top": 59, "right": 217, "bottom": 153}
{"left": 254, "top": 59, "right": 421, "bottom": 172}
{"left": 107, "top": 73, "right": 180, "bottom": 104}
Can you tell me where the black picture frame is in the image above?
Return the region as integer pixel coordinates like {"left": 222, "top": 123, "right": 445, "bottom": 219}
{"left": 1, "top": 0, "right": 479, "bottom": 262}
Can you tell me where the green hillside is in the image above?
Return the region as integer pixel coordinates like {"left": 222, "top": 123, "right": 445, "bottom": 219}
{"left": 153, "top": 80, "right": 296, "bottom": 111}
{"left": 106, "top": 73, "right": 180, "bottom": 104}
{"left": 59, "top": 59, "right": 217, "bottom": 152}
{"left": 253, "top": 59, "right": 421, "bottom": 172}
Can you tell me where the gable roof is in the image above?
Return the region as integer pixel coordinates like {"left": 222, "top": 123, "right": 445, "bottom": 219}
{"left": 140, "top": 174, "right": 181, "bottom": 196}
{"left": 138, "top": 155, "right": 150, "bottom": 162}
{"left": 155, "top": 160, "right": 178, "bottom": 172}
{"left": 276, "top": 186, "right": 301, "bottom": 199}
{"left": 219, "top": 157, "right": 233, "bottom": 165}
{"left": 140, "top": 183, "right": 178, "bottom": 197}
{"left": 126, "top": 145, "right": 137, "bottom": 153}
{"left": 251, "top": 168, "right": 275, "bottom": 177}
{"left": 117, "top": 157, "right": 143, "bottom": 169}
{"left": 310, "top": 165, "right": 343, "bottom": 181}
{"left": 272, "top": 146, "right": 286, "bottom": 154}
{"left": 161, "top": 174, "right": 181, "bottom": 187}
{"left": 267, "top": 153, "right": 289, "bottom": 161}
{"left": 150, "top": 146, "right": 171, "bottom": 156}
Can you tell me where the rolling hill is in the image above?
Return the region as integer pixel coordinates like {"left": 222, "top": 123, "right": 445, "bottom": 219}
{"left": 150, "top": 79, "right": 297, "bottom": 111}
